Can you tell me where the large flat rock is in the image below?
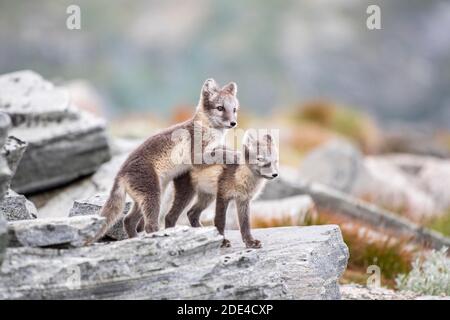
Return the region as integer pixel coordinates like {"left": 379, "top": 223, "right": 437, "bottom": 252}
{"left": 0, "top": 70, "right": 111, "bottom": 194}
{"left": 0, "top": 225, "right": 348, "bottom": 300}
{"left": 7, "top": 216, "right": 105, "bottom": 248}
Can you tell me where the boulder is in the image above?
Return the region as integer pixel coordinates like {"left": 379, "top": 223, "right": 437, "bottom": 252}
{"left": 298, "top": 139, "right": 440, "bottom": 220}
{"left": 1, "top": 136, "right": 27, "bottom": 178}
{"left": 0, "top": 225, "right": 349, "bottom": 300}
{"left": 377, "top": 154, "right": 450, "bottom": 213}
{"left": 0, "top": 189, "right": 37, "bottom": 221}
{"left": 7, "top": 216, "right": 105, "bottom": 248}
{"left": 298, "top": 139, "right": 368, "bottom": 193}
{"left": 0, "top": 70, "right": 111, "bottom": 194}
{"left": 69, "top": 194, "right": 132, "bottom": 240}
{"left": 34, "top": 153, "right": 129, "bottom": 218}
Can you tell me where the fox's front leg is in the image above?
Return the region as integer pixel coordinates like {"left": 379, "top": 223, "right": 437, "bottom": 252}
{"left": 215, "top": 196, "right": 230, "bottom": 247}
{"left": 236, "top": 199, "right": 261, "bottom": 248}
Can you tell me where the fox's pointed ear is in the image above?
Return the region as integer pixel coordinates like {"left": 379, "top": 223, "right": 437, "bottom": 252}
{"left": 222, "top": 82, "right": 237, "bottom": 96}
{"left": 202, "top": 78, "right": 219, "bottom": 99}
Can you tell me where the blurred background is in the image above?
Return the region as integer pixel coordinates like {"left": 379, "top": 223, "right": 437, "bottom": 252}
{"left": 1, "top": 0, "right": 450, "bottom": 126}
{"left": 1, "top": 0, "right": 450, "bottom": 296}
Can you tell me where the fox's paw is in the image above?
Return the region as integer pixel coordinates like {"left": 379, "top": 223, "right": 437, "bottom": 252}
{"left": 245, "top": 239, "right": 262, "bottom": 249}
{"left": 221, "top": 239, "right": 231, "bottom": 248}
{"left": 190, "top": 220, "right": 203, "bottom": 228}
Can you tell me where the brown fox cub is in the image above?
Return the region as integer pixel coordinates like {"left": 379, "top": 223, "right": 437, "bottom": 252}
{"left": 90, "top": 79, "right": 240, "bottom": 243}
{"left": 167, "top": 132, "right": 279, "bottom": 248}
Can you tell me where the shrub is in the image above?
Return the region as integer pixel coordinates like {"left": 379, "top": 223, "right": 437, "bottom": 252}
{"left": 396, "top": 247, "right": 450, "bottom": 296}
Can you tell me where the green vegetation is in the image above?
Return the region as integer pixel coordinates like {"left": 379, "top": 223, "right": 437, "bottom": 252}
{"left": 293, "top": 101, "right": 380, "bottom": 153}
{"left": 396, "top": 247, "right": 450, "bottom": 296}
{"left": 305, "top": 210, "right": 414, "bottom": 287}
{"left": 426, "top": 210, "right": 450, "bottom": 237}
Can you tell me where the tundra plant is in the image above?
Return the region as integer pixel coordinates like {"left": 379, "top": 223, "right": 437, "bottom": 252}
{"left": 396, "top": 247, "right": 450, "bottom": 296}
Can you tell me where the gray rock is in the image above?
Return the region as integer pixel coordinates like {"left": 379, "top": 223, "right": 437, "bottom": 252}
{"left": 1, "top": 136, "right": 27, "bottom": 178}
{"left": 0, "top": 71, "right": 111, "bottom": 194}
{"left": 34, "top": 153, "right": 129, "bottom": 218}
{"left": 0, "top": 112, "right": 11, "bottom": 148}
{"left": 0, "top": 225, "right": 348, "bottom": 300}
{"left": 69, "top": 194, "right": 132, "bottom": 240}
{"left": 0, "top": 113, "right": 12, "bottom": 200}
{"left": 0, "top": 215, "right": 7, "bottom": 266}
{"left": 7, "top": 215, "right": 105, "bottom": 248}
{"left": 0, "top": 112, "right": 12, "bottom": 266}
{"left": 260, "top": 177, "right": 450, "bottom": 250}
{"left": 298, "top": 139, "right": 368, "bottom": 193}
{"left": 0, "top": 189, "right": 37, "bottom": 221}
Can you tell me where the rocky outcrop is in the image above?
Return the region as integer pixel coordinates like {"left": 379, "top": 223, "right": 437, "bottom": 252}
{"left": 0, "top": 189, "right": 37, "bottom": 221}
{"left": 298, "top": 139, "right": 368, "bottom": 193}
{"left": 260, "top": 178, "right": 450, "bottom": 250}
{"left": 0, "top": 112, "right": 20, "bottom": 265}
{"left": 33, "top": 152, "right": 129, "bottom": 218}
{"left": 7, "top": 216, "right": 105, "bottom": 248}
{"left": 0, "top": 71, "right": 111, "bottom": 194}
{"left": 69, "top": 194, "right": 132, "bottom": 240}
{"left": 0, "top": 225, "right": 349, "bottom": 300}
{"left": 375, "top": 154, "right": 450, "bottom": 213}
{"left": 298, "top": 139, "right": 440, "bottom": 220}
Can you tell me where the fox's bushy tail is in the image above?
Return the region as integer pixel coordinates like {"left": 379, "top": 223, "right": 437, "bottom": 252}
{"left": 86, "top": 177, "right": 127, "bottom": 244}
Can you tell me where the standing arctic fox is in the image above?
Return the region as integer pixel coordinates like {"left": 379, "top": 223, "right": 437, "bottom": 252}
{"left": 90, "top": 79, "right": 240, "bottom": 242}
{"left": 166, "top": 132, "right": 279, "bottom": 248}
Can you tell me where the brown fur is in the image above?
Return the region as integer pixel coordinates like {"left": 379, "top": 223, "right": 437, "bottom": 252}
{"left": 164, "top": 133, "right": 279, "bottom": 248}
{"left": 87, "top": 79, "right": 240, "bottom": 243}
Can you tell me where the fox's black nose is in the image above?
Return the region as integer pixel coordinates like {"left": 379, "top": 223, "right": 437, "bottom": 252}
{"left": 272, "top": 173, "right": 278, "bottom": 178}
{"left": 230, "top": 121, "right": 237, "bottom": 127}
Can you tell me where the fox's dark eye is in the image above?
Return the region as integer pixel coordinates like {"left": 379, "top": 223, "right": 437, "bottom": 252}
{"left": 233, "top": 107, "right": 237, "bottom": 113}
{"left": 217, "top": 106, "right": 224, "bottom": 111}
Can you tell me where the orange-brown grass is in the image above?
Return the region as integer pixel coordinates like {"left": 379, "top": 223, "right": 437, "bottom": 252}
{"left": 288, "top": 122, "right": 336, "bottom": 155}
{"left": 251, "top": 206, "right": 317, "bottom": 229}
{"left": 291, "top": 100, "right": 381, "bottom": 154}
{"left": 305, "top": 209, "right": 416, "bottom": 288}
{"left": 251, "top": 215, "right": 301, "bottom": 229}
{"left": 170, "top": 105, "right": 194, "bottom": 124}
